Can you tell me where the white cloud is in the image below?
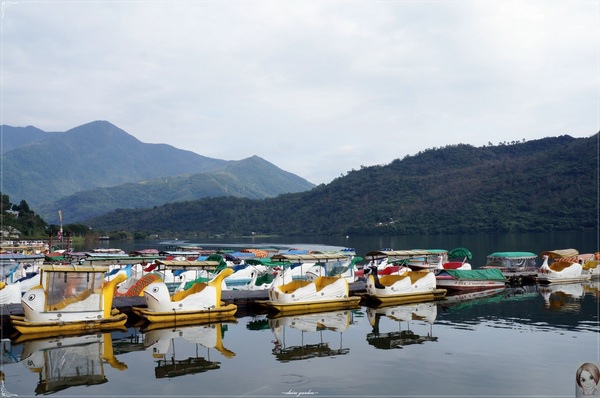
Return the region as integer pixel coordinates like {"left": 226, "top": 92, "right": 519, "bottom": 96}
{"left": 1, "top": 0, "right": 597, "bottom": 184}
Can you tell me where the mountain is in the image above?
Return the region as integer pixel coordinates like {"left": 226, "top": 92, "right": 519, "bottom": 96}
{"left": 36, "top": 155, "right": 315, "bottom": 223}
{"left": 1, "top": 125, "right": 63, "bottom": 153}
{"left": 86, "top": 133, "right": 598, "bottom": 236}
{"left": 0, "top": 121, "right": 315, "bottom": 222}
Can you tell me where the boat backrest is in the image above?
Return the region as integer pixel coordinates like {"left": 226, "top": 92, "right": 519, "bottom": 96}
{"left": 549, "top": 261, "right": 574, "bottom": 272}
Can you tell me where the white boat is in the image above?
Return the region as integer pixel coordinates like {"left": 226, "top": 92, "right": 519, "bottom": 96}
{"left": 435, "top": 268, "right": 507, "bottom": 292}
{"left": 537, "top": 249, "right": 591, "bottom": 284}
{"left": 132, "top": 261, "right": 237, "bottom": 324}
{"left": 0, "top": 280, "right": 22, "bottom": 304}
{"left": 255, "top": 253, "right": 361, "bottom": 315}
{"left": 364, "top": 249, "right": 448, "bottom": 273}
{"left": 364, "top": 265, "right": 446, "bottom": 305}
{"left": 10, "top": 264, "right": 128, "bottom": 335}
{"left": 304, "top": 254, "right": 361, "bottom": 282}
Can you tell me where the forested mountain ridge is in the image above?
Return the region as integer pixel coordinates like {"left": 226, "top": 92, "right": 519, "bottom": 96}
{"left": 36, "top": 155, "right": 316, "bottom": 223}
{"left": 0, "top": 121, "right": 315, "bottom": 222}
{"left": 87, "top": 133, "right": 598, "bottom": 236}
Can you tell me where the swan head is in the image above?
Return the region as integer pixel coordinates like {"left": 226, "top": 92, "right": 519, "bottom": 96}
{"left": 21, "top": 285, "right": 45, "bottom": 319}
{"left": 143, "top": 282, "right": 171, "bottom": 304}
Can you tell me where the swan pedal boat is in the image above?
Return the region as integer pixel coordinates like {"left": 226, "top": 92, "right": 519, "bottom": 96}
{"left": 132, "top": 266, "right": 238, "bottom": 323}
{"left": 10, "top": 264, "right": 128, "bottom": 335}
{"left": 537, "top": 249, "right": 591, "bottom": 284}
{"left": 363, "top": 265, "right": 447, "bottom": 306}
{"left": 255, "top": 276, "right": 361, "bottom": 315}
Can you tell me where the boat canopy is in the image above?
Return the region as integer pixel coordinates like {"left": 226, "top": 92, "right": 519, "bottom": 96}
{"left": 442, "top": 268, "right": 506, "bottom": 281}
{"left": 487, "top": 252, "right": 537, "bottom": 259}
{"left": 40, "top": 264, "right": 110, "bottom": 273}
{"left": 271, "top": 253, "right": 350, "bottom": 262}
{"left": 84, "top": 256, "right": 161, "bottom": 266}
{"left": 447, "top": 248, "right": 472, "bottom": 260}
{"left": 245, "top": 258, "right": 291, "bottom": 267}
{"left": 365, "top": 249, "right": 444, "bottom": 259}
{"left": 485, "top": 252, "right": 538, "bottom": 268}
{"left": 155, "top": 259, "right": 222, "bottom": 270}
{"left": 541, "top": 249, "right": 579, "bottom": 259}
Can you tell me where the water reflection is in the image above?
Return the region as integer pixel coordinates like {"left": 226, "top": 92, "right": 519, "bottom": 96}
{"left": 18, "top": 332, "right": 126, "bottom": 395}
{"left": 266, "top": 310, "right": 353, "bottom": 362}
{"left": 366, "top": 302, "right": 437, "bottom": 349}
{"left": 141, "top": 321, "right": 236, "bottom": 378}
{"left": 539, "top": 283, "right": 584, "bottom": 312}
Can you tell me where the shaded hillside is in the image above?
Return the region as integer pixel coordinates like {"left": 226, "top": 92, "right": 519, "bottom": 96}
{"left": 1, "top": 125, "right": 62, "bottom": 153}
{"left": 37, "top": 155, "right": 315, "bottom": 223}
{"left": 1, "top": 121, "right": 314, "bottom": 212}
{"left": 86, "top": 134, "right": 598, "bottom": 236}
{"left": 0, "top": 121, "right": 227, "bottom": 206}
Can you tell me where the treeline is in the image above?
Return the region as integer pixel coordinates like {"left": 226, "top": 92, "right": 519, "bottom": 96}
{"left": 0, "top": 193, "right": 92, "bottom": 239}
{"left": 85, "top": 134, "right": 597, "bottom": 238}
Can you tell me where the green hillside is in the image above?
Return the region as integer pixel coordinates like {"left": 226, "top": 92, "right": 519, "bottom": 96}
{"left": 86, "top": 134, "right": 598, "bottom": 237}
{"left": 37, "top": 155, "right": 316, "bottom": 223}
{"left": 1, "top": 121, "right": 315, "bottom": 222}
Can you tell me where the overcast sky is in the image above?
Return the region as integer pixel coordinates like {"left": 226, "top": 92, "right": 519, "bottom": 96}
{"left": 1, "top": 1, "right": 598, "bottom": 184}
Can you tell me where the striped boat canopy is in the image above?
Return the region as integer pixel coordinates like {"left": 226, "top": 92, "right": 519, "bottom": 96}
{"left": 541, "top": 249, "right": 579, "bottom": 259}
{"left": 156, "top": 259, "right": 222, "bottom": 269}
{"left": 364, "top": 249, "right": 446, "bottom": 259}
{"left": 271, "top": 253, "right": 351, "bottom": 262}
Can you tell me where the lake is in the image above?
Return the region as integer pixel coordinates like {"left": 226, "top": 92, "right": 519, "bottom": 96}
{"left": 1, "top": 232, "right": 598, "bottom": 397}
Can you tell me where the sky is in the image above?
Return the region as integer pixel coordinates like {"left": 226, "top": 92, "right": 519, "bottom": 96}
{"left": 1, "top": 0, "right": 598, "bottom": 185}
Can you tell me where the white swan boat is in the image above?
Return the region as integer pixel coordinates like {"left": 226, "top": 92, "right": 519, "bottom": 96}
{"left": 363, "top": 265, "right": 446, "bottom": 305}
{"left": 10, "top": 264, "right": 128, "bottom": 335}
{"left": 132, "top": 262, "right": 237, "bottom": 324}
{"left": 255, "top": 253, "right": 361, "bottom": 315}
{"left": 537, "top": 249, "right": 591, "bottom": 284}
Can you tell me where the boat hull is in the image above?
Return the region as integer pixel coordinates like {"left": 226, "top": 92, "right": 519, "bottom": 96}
{"left": 435, "top": 279, "right": 506, "bottom": 292}
{"left": 536, "top": 274, "right": 591, "bottom": 284}
{"left": 363, "top": 288, "right": 447, "bottom": 306}
{"left": 255, "top": 296, "right": 361, "bottom": 316}
{"left": 132, "top": 302, "right": 238, "bottom": 323}
{"left": 10, "top": 311, "right": 127, "bottom": 335}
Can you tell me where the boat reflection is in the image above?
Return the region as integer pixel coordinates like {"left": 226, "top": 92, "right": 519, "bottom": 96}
{"left": 268, "top": 310, "right": 353, "bottom": 362}
{"left": 17, "top": 332, "right": 126, "bottom": 395}
{"left": 366, "top": 302, "right": 438, "bottom": 349}
{"left": 539, "top": 282, "right": 584, "bottom": 312}
{"left": 141, "top": 320, "right": 236, "bottom": 378}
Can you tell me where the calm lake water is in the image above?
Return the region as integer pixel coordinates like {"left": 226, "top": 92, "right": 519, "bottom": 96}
{"left": 1, "top": 232, "right": 598, "bottom": 397}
